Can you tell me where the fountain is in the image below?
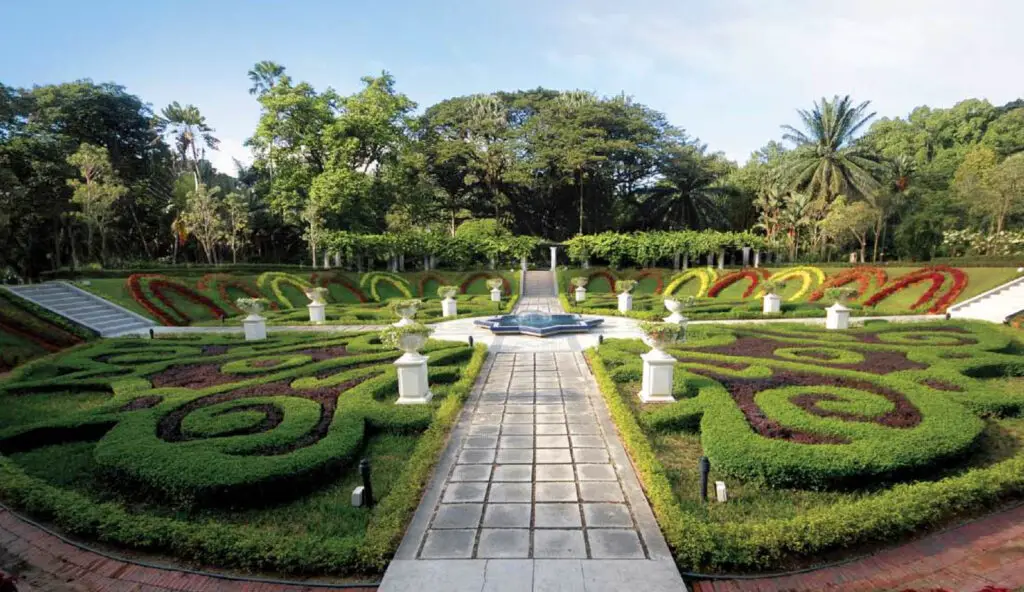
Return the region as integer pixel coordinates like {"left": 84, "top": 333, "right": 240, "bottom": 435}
{"left": 473, "top": 311, "right": 603, "bottom": 337}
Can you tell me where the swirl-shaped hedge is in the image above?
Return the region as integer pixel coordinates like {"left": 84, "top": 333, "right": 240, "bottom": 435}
{"left": 596, "top": 322, "right": 1022, "bottom": 489}
{"left": 128, "top": 274, "right": 227, "bottom": 326}
{"left": 764, "top": 266, "right": 826, "bottom": 301}
{"left": 863, "top": 266, "right": 968, "bottom": 313}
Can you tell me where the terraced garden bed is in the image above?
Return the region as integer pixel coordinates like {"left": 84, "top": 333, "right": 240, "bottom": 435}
{"left": 588, "top": 320, "right": 1024, "bottom": 572}
{"left": 559, "top": 266, "right": 1020, "bottom": 320}
{"left": 0, "top": 332, "right": 486, "bottom": 576}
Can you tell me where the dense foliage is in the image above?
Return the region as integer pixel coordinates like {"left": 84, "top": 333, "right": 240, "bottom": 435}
{"left": 0, "top": 332, "right": 487, "bottom": 574}
{"left": 3, "top": 72, "right": 1023, "bottom": 279}
{"left": 589, "top": 321, "right": 1024, "bottom": 570}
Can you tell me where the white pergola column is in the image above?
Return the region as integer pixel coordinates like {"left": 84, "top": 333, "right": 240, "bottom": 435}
{"left": 550, "top": 246, "right": 558, "bottom": 271}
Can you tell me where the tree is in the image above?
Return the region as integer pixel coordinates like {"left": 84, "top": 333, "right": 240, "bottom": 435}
{"left": 820, "top": 196, "right": 877, "bottom": 263}
{"left": 985, "top": 152, "right": 1024, "bottom": 233}
{"left": 639, "top": 143, "right": 732, "bottom": 229}
{"left": 181, "top": 184, "right": 224, "bottom": 264}
{"left": 983, "top": 108, "right": 1024, "bottom": 158}
{"left": 782, "top": 95, "right": 880, "bottom": 201}
{"left": 248, "top": 61, "right": 286, "bottom": 97}
{"left": 952, "top": 146, "right": 999, "bottom": 230}
{"left": 66, "top": 143, "right": 127, "bottom": 264}
{"left": 223, "top": 191, "right": 250, "bottom": 263}
{"left": 155, "top": 102, "right": 219, "bottom": 189}
{"left": 779, "top": 192, "right": 814, "bottom": 260}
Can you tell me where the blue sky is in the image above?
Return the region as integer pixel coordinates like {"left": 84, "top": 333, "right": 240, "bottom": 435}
{"left": 3, "top": 0, "right": 1022, "bottom": 172}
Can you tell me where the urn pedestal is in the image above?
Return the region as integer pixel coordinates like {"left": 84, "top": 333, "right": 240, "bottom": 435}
{"left": 618, "top": 292, "right": 633, "bottom": 313}
{"left": 441, "top": 297, "right": 458, "bottom": 317}
{"left": 394, "top": 352, "right": 433, "bottom": 404}
{"left": 243, "top": 315, "right": 267, "bottom": 341}
{"left": 826, "top": 303, "right": 851, "bottom": 330}
{"left": 575, "top": 287, "right": 587, "bottom": 302}
{"left": 639, "top": 348, "right": 677, "bottom": 403}
{"left": 308, "top": 303, "right": 326, "bottom": 324}
{"left": 763, "top": 294, "right": 781, "bottom": 314}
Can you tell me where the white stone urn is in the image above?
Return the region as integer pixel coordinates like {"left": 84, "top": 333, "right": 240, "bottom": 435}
{"left": 236, "top": 298, "right": 268, "bottom": 341}
{"left": 575, "top": 286, "right": 587, "bottom": 302}
{"left": 763, "top": 293, "right": 782, "bottom": 314}
{"left": 618, "top": 291, "right": 633, "bottom": 313}
{"left": 639, "top": 323, "right": 680, "bottom": 403}
{"left": 826, "top": 302, "right": 851, "bottom": 330}
{"left": 392, "top": 301, "right": 420, "bottom": 327}
{"left": 489, "top": 288, "right": 501, "bottom": 302}
{"left": 663, "top": 298, "right": 686, "bottom": 324}
{"left": 305, "top": 287, "right": 328, "bottom": 324}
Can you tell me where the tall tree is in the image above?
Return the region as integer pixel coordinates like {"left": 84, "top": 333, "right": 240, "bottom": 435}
{"left": 66, "top": 143, "right": 127, "bottom": 264}
{"left": 247, "top": 61, "right": 286, "bottom": 97}
{"left": 223, "top": 190, "right": 250, "bottom": 263}
{"left": 984, "top": 152, "right": 1024, "bottom": 233}
{"left": 782, "top": 95, "right": 880, "bottom": 200}
{"left": 181, "top": 183, "right": 223, "bottom": 264}
{"left": 155, "top": 102, "right": 219, "bottom": 189}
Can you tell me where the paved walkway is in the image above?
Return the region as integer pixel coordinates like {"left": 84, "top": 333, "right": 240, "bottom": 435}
{"left": 692, "top": 503, "right": 1024, "bottom": 592}
{"left": 379, "top": 271, "right": 686, "bottom": 591}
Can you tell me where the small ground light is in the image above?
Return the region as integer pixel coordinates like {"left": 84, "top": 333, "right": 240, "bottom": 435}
{"left": 468, "top": 336, "right": 474, "bottom": 347}
{"left": 699, "top": 456, "right": 710, "bottom": 502}
{"left": 148, "top": 328, "right": 154, "bottom": 339}
{"left": 359, "top": 458, "right": 374, "bottom": 508}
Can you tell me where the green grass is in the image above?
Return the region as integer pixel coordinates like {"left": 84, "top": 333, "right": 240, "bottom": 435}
{"left": 0, "top": 331, "right": 488, "bottom": 575}
{"left": 589, "top": 321, "right": 1024, "bottom": 572}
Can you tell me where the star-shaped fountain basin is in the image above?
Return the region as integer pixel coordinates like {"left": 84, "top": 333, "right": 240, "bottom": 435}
{"left": 473, "top": 311, "right": 603, "bottom": 337}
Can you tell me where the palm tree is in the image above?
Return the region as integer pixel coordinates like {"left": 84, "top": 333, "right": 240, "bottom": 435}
{"left": 782, "top": 95, "right": 880, "bottom": 201}
{"left": 641, "top": 144, "right": 730, "bottom": 230}
{"left": 779, "top": 192, "right": 814, "bottom": 260}
{"left": 247, "top": 61, "right": 286, "bottom": 96}
{"left": 154, "top": 102, "right": 219, "bottom": 190}
{"left": 867, "top": 154, "right": 916, "bottom": 261}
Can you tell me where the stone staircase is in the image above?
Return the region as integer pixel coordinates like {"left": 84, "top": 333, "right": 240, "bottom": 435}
{"left": 947, "top": 274, "right": 1024, "bottom": 324}
{"left": 4, "top": 281, "right": 156, "bottom": 337}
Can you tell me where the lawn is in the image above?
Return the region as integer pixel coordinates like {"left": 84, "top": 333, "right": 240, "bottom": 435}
{"left": 0, "top": 331, "right": 486, "bottom": 576}
{"left": 588, "top": 320, "right": 1024, "bottom": 572}
{"left": 559, "top": 265, "right": 1021, "bottom": 320}
{"left": 79, "top": 269, "right": 519, "bottom": 326}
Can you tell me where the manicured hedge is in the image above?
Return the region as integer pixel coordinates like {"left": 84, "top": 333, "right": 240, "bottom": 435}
{"left": 0, "top": 331, "right": 488, "bottom": 574}
{"left": 587, "top": 320, "right": 1024, "bottom": 571}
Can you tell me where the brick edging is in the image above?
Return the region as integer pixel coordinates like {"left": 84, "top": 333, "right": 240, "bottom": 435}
{"left": 0, "top": 508, "right": 378, "bottom": 591}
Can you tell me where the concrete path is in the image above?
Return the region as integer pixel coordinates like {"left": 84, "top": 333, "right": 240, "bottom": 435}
{"left": 379, "top": 271, "right": 686, "bottom": 592}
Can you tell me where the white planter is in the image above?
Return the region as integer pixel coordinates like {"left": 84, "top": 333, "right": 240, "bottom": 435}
{"left": 826, "top": 302, "right": 851, "bottom": 330}
{"left": 441, "top": 297, "right": 458, "bottom": 317}
{"left": 575, "top": 287, "right": 587, "bottom": 302}
{"left": 393, "top": 305, "right": 418, "bottom": 327}
{"left": 243, "top": 315, "right": 267, "bottom": 341}
{"left": 618, "top": 292, "right": 633, "bottom": 313}
{"left": 490, "top": 288, "right": 502, "bottom": 302}
{"left": 640, "top": 348, "right": 677, "bottom": 403}
{"left": 308, "top": 303, "right": 326, "bottom": 324}
{"left": 663, "top": 299, "right": 685, "bottom": 324}
{"left": 763, "top": 294, "right": 781, "bottom": 314}
{"left": 394, "top": 352, "right": 432, "bottom": 404}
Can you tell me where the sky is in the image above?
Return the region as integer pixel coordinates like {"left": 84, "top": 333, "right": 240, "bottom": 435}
{"left": 3, "top": 0, "right": 1023, "bottom": 173}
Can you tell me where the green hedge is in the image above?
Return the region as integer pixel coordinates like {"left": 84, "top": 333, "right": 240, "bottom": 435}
{"left": 0, "top": 331, "right": 488, "bottom": 574}
{"left": 587, "top": 320, "right": 1024, "bottom": 570}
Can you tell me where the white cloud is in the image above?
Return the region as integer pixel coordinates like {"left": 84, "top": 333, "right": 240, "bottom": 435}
{"left": 207, "top": 137, "right": 252, "bottom": 176}
{"left": 545, "top": 0, "right": 1024, "bottom": 159}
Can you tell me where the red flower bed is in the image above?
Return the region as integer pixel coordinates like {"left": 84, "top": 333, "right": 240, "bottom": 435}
{"left": 809, "top": 267, "right": 888, "bottom": 302}
{"left": 128, "top": 274, "right": 227, "bottom": 326}
{"left": 416, "top": 273, "right": 449, "bottom": 298}
{"left": 707, "top": 269, "right": 770, "bottom": 298}
{"left": 459, "top": 273, "right": 511, "bottom": 295}
{"left": 311, "top": 272, "right": 368, "bottom": 303}
{"left": 196, "top": 273, "right": 277, "bottom": 312}
{"left": 863, "top": 266, "right": 968, "bottom": 314}
{"left": 578, "top": 270, "right": 617, "bottom": 294}
{"left": 632, "top": 269, "right": 664, "bottom": 294}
